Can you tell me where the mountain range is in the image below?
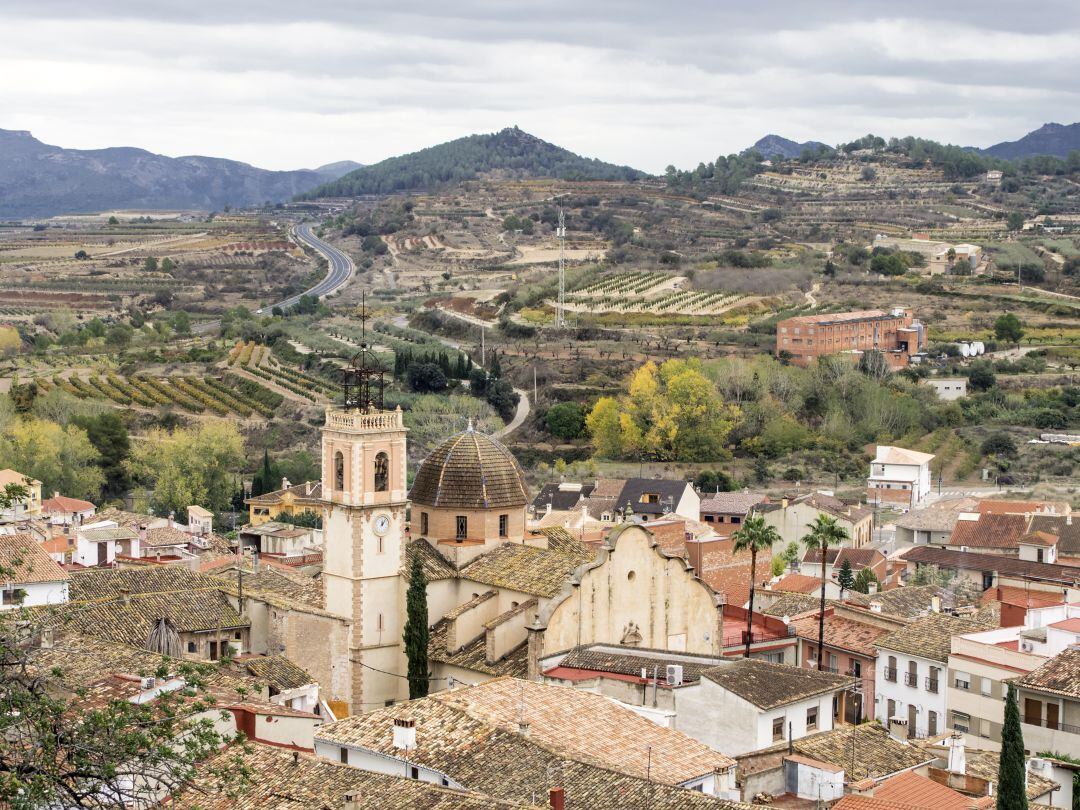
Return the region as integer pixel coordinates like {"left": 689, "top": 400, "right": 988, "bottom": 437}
{"left": 980, "top": 122, "right": 1080, "bottom": 160}
{"left": 0, "top": 129, "right": 360, "bottom": 218}
{"left": 743, "top": 134, "right": 830, "bottom": 160}
{"left": 299, "top": 126, "right": 647, "bottom": 199}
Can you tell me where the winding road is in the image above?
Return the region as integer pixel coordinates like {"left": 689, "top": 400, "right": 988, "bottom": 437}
{"left": 194, "top": 223, "right": 355, "bottom": 334}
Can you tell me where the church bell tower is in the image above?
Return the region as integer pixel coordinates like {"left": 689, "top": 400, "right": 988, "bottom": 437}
{"left": 321, "top": 304, "right": 409, "bottom": 711}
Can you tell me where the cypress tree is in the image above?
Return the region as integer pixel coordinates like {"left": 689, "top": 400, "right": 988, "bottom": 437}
{"left": 403, "top": 555, "right": 430, "bottom": 699}
{"left": 997, "top": 684, "right": 1028, "bottom": 810}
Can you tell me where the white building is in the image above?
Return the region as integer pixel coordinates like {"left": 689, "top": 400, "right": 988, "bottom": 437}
{"left": 925, "top": 378, "right": 968, "bottom": 401}
{"left": 74, "top": 521, "right": 139, "bottom": 567}
{"left": 676, "top": 658, "right": 854, "bottom": 756}
{"left": 40, "top": 494, "right": 97, "bottom": 528}
{"left": 875, "top": 612, "right": 986, "bottom": 739}
{"left": 866, "top": 445, "right": 935, "bottom": 510}
{"left": 0, "top": 533, "right": 69, "bottom": 609}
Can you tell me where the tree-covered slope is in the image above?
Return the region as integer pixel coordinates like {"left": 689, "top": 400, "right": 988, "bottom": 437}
{"left": 298, "top": 126, "right": 648, "bottom": 198}
{"left": 983, "top": 122, "right": 1080, "bottom": 160}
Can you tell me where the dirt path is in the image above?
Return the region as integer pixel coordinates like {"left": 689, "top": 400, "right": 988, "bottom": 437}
{"left": 805, "top": 282, "right": 820, "bottom": 309}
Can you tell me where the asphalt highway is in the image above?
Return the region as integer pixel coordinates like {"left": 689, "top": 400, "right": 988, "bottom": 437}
{"left": 194, "top": 223, "right": 354, "bottom": 333}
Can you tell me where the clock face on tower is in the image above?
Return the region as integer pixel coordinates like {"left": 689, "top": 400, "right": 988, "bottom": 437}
{"left": 373, "top": 514, "right": 391, "bottom": 536}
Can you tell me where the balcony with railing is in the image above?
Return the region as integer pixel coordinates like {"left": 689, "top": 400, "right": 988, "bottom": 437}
{"left": 1023, "top": 717, "right": 1080, "bottom": 735}
{"left": 883, "top": 667, "right": 897, "bottom": 682}
{"left": 904, "top": 672, "right": 919, "bottom": 688}
{"left": 925, "top": 677, "right": 939, "bottom": 694}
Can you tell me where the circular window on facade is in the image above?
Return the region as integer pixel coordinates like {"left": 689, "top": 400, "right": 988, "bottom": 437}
{"left": 627, "top": 570, "right": 636, "bottom": 581}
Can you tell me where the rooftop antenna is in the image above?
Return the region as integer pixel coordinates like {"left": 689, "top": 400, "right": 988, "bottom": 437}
{"left": 556, "top": 208, "right": 567, "bottom": 328}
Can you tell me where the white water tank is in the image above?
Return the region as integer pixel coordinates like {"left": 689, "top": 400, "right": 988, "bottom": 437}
{"left": 974, "top": 341, "right": 985, "bottom": 355}
{"left": 959, "top": 342, "right": 972, "bottom": 357}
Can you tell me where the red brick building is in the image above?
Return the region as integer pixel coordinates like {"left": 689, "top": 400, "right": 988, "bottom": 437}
{"left": 776, "top": 308, "right": 925, "bottom": 368}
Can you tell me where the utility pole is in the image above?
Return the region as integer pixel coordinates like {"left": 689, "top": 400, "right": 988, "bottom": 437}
{"left": 480, "top": 324, "right": 486, "bottom": 368}
{"left": 533, "top": 363, "right": 537, "bottom": 404}
{"left": 556, "top": 208, "right": 567, "bottom": 328}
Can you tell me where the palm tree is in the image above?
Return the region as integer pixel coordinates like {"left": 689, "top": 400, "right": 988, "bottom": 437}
{"left": 732, "top": 514, "right": 781, "bottom": 658}
{"left": 803, "top": 513, "right": 849, "bottom": 671}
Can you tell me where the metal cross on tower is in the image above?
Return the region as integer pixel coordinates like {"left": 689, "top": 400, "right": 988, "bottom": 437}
{"left": 556, "top": 208, "right": 567, "bottom": 328}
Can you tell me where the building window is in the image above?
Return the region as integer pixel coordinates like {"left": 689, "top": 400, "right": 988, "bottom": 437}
{"left": 887, "top": 699, "right": 895, "bottom": 720}
{"left": 420, "top": 512, "right": 428, "bottom": 536}
{"left": 928, "top": 710, "right": 938, "bottom": 736}
{"left": 927, "top": 666, "right": 940, "bottom": 693}
{"left": 455, "top": 516, "right": 467, "bottom": 539}
{"left": 806, "top": 707, "right": 818, "bottom": 730}
{"left": 377, "top": 613, "right": 384, "bottom": 631}
{"left": 886, "top": 656, "right": 897, "bottom": 682}
{"left": 377, "top": 535, "right": 384, "bottom": 554}
{"left": 374, "top": 452, "right": 389, "bottom": 492}
{"left": 499, "top": 514, "right": 508, "bottom": 537}
{"left": 339, "top": 747, "right": 348, "bottom": 764}
{"left": 334, "top": 451, "right": 345, "bottom": 490}
{"left": 954, "top": 672, "right": 971, "bottom": 690}
{"left": 410, "top": 766, "right": 419, "bottom": 780}
{"left": 772, "top": 717, "right": 785, "bottom": 742}
{"left": 731, "top": 516, "right": 741, "bottom": 525}
{"left": 187, "top": 641, "right": 196, "bottom": 653}
{"left": 905, "top": 661, "right": 918, "bottom": 688}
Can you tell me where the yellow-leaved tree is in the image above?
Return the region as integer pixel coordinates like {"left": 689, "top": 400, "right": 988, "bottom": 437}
{"left": 127, "top": 419, "right": 244, "bottom": 516}
{"left": 586, "top": 359, "right": 739, "bottom": 461}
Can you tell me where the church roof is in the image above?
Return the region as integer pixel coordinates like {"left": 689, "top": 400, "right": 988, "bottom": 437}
{"left": 409, "top": 427, "right": 528, "bottom": 510}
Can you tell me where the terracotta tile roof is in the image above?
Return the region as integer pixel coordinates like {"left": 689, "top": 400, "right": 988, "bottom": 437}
{"left": 1015, "top": 646, "right": 1080, "bottom": 699}
{"left": 40, "top": 495, "right": 95, "bottom": 513}
{"left": 699, "top": 491, "right": 768, "bottom": 515}
{"left": 427, "top": 617, "right": 528, "bottom": 678}
{"left": 758, "top": 592, "right": 823, "bottom": 618}
{"left": 981, "top": 585, "right": 1063, "bottom": 610}
{"left": 976, "top": 499, "right": 1052, "bottom": 515}
{"left": 802, "top": 548, "right": 841, "bottom": 566}
{"left": 904, "top": 546, "right": 1080, "bottom": 586}
{"left": 836, "top": 548, "right": 886, "bottom": 570}
{"left": 93, "top": 506, "right": 155, "bottom": 528}
{"left": 244, "top": 480, "right": 323, "bottom": 506}
{"left": 80, "top": 525, "right": 139, "bottom": 543}
{"left": 949, "top": 513, "right": 1028, "bottom": 549}
{"left": 1029, "top": 514, "right": 1080, "bottom": 557}
{"left": 317, "top": 688, "right": 750, "bottom": 808}
{"left": 63, "top": 587, "right": 247, "bottom": 645}
{"left": 895, "top": 506, "right": 966, "bottom": 533}
{"left": 703, "top": 659, "right": 853, "bottom": 709}
{"left": 68, "top": 564, "right": 209, "bottom": 599}
{"left": 791, "top": 613, "right": 890, "bottom": 657}
{"left": 410, "top": 429, "right": 529, "bottom": 509}
{"left": 0, "top": 532, "right": 69, "bottom": 583}
{"left": 876, "top": 612, "right": 991, "bottom": 662}
{"left": 0, "top": 468, "right": 39, "bottom": 486}
{"left": 845, "top": 586, "right": 954, "bottom": 618}
{"left": 207, "top": 560, "right": 325, "bottom": 612}
{"left": 144, "top": 525, "right": 192, "bottom": 547}
{"left": 554, "top": 645, "right": 723, "bottom": 684}
{"left": 459, "top": 540, "right": 592, "bottom": 598}
{"left": 319, "top": 678, "right": 733, "bottom": 788}
{"left": 774, "top": 574, "right": 824, "bottom": 595}
{"left": 241, "top": 655, "right": 316, "bottom": 691}
{"left": 799, "top": 492, "right": 874, "bottom": 525}
{"left": 793, "top": 724, "right": 934, "bottom": 782}
{"left": 960, "top": 747, "right": 1057, "bottom": 800}
{"left": 405, "top": 538, "right": 457, "bottom": 581}
{"left": 177, "top": 743, "right": 538, "bottom": 809}
{"left": 834, "top": 771, "right": 977, "bottom": 809}
{"left": 531, "top": 482, "right": 595, "bottom": 512}
{"left": 875, "top": 446, "right": 935, "bottom": 466}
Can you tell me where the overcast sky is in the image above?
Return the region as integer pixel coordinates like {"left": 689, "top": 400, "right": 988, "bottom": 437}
{"left": 2, "top": 1, "right": 1078, "bottom": 173}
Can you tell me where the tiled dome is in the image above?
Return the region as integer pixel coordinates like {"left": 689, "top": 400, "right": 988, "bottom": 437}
{"left": 409, "top": 426, "right": 528, "bottom": 510}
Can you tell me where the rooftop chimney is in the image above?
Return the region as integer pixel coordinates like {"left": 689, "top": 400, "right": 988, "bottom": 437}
{"left": 119, "top": 586, "right": 131, "bottom": 606}
{"left": 392, "top": 718, "right": 416, "bottom": 750}
{"left": 549, "top": 787, "right": 565, "bottom": 810}
{"left": 518, "top": 721, "right": 531, "bottom": 738}
{"left": 282, "top": 477, "right": 291, "bottom": 491}
{"left": 931, "top": 595, "right": 941, "bottom": 613}
{"left": 947, "top": 732, "right": 966, "bottom": 775}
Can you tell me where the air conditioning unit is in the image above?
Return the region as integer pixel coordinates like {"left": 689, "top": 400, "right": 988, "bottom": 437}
{"left": 666, "top": 664, "right": 684, "bottom": 687}
{"left": 1021, "top": 641, "right": 1034, "bottom": 652}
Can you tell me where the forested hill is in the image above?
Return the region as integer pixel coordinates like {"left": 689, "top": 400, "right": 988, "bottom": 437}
{"left": 298, "top": 127, "right": 648, "bottom": 198}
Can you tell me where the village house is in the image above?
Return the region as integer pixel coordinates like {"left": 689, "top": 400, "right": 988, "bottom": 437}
{"left": 874, "top": 612, "right": 991, "bottom": 740}
{"left": 866, "top": 445, "right": 935, "bottom": 510}
{"left": 1013, "top": 646, "right": 1080, "bottom": 759}
{"left": 761, "top": 491, "right": 874, "bottom": 549}
{"left": 313, "top": 677, "right": 742, "bottom": 804}
{"left": 40, "top": 493, "right": 96, "bottom": 528}
{"left": 799, "top": 546, "right": 887, "bottom": 589}
{"left": 236, "top": 521, "right": 322, "bottom": 565}
{"left": 698, "top": 490, "right": 769, "bottom": 536}
{"left": 948, "top": 597, "right": 1079, "bottom": 750}
{"left": 791, "top": 604, "right": 907, "bottom": 724}
{"left": 775, "top": 308, "right": 926, "bottom": 368}
{"left": 0, "top": 468, "right": 41, "bottom": 521}
{"left": 245, "top": 479, "right": 323, "bottom": 525}
{"left": 901, "top": 545, "right": 1080, "bottom": 597}
{"left": 0, "top": 532, "right": 69, "bottom": 608}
